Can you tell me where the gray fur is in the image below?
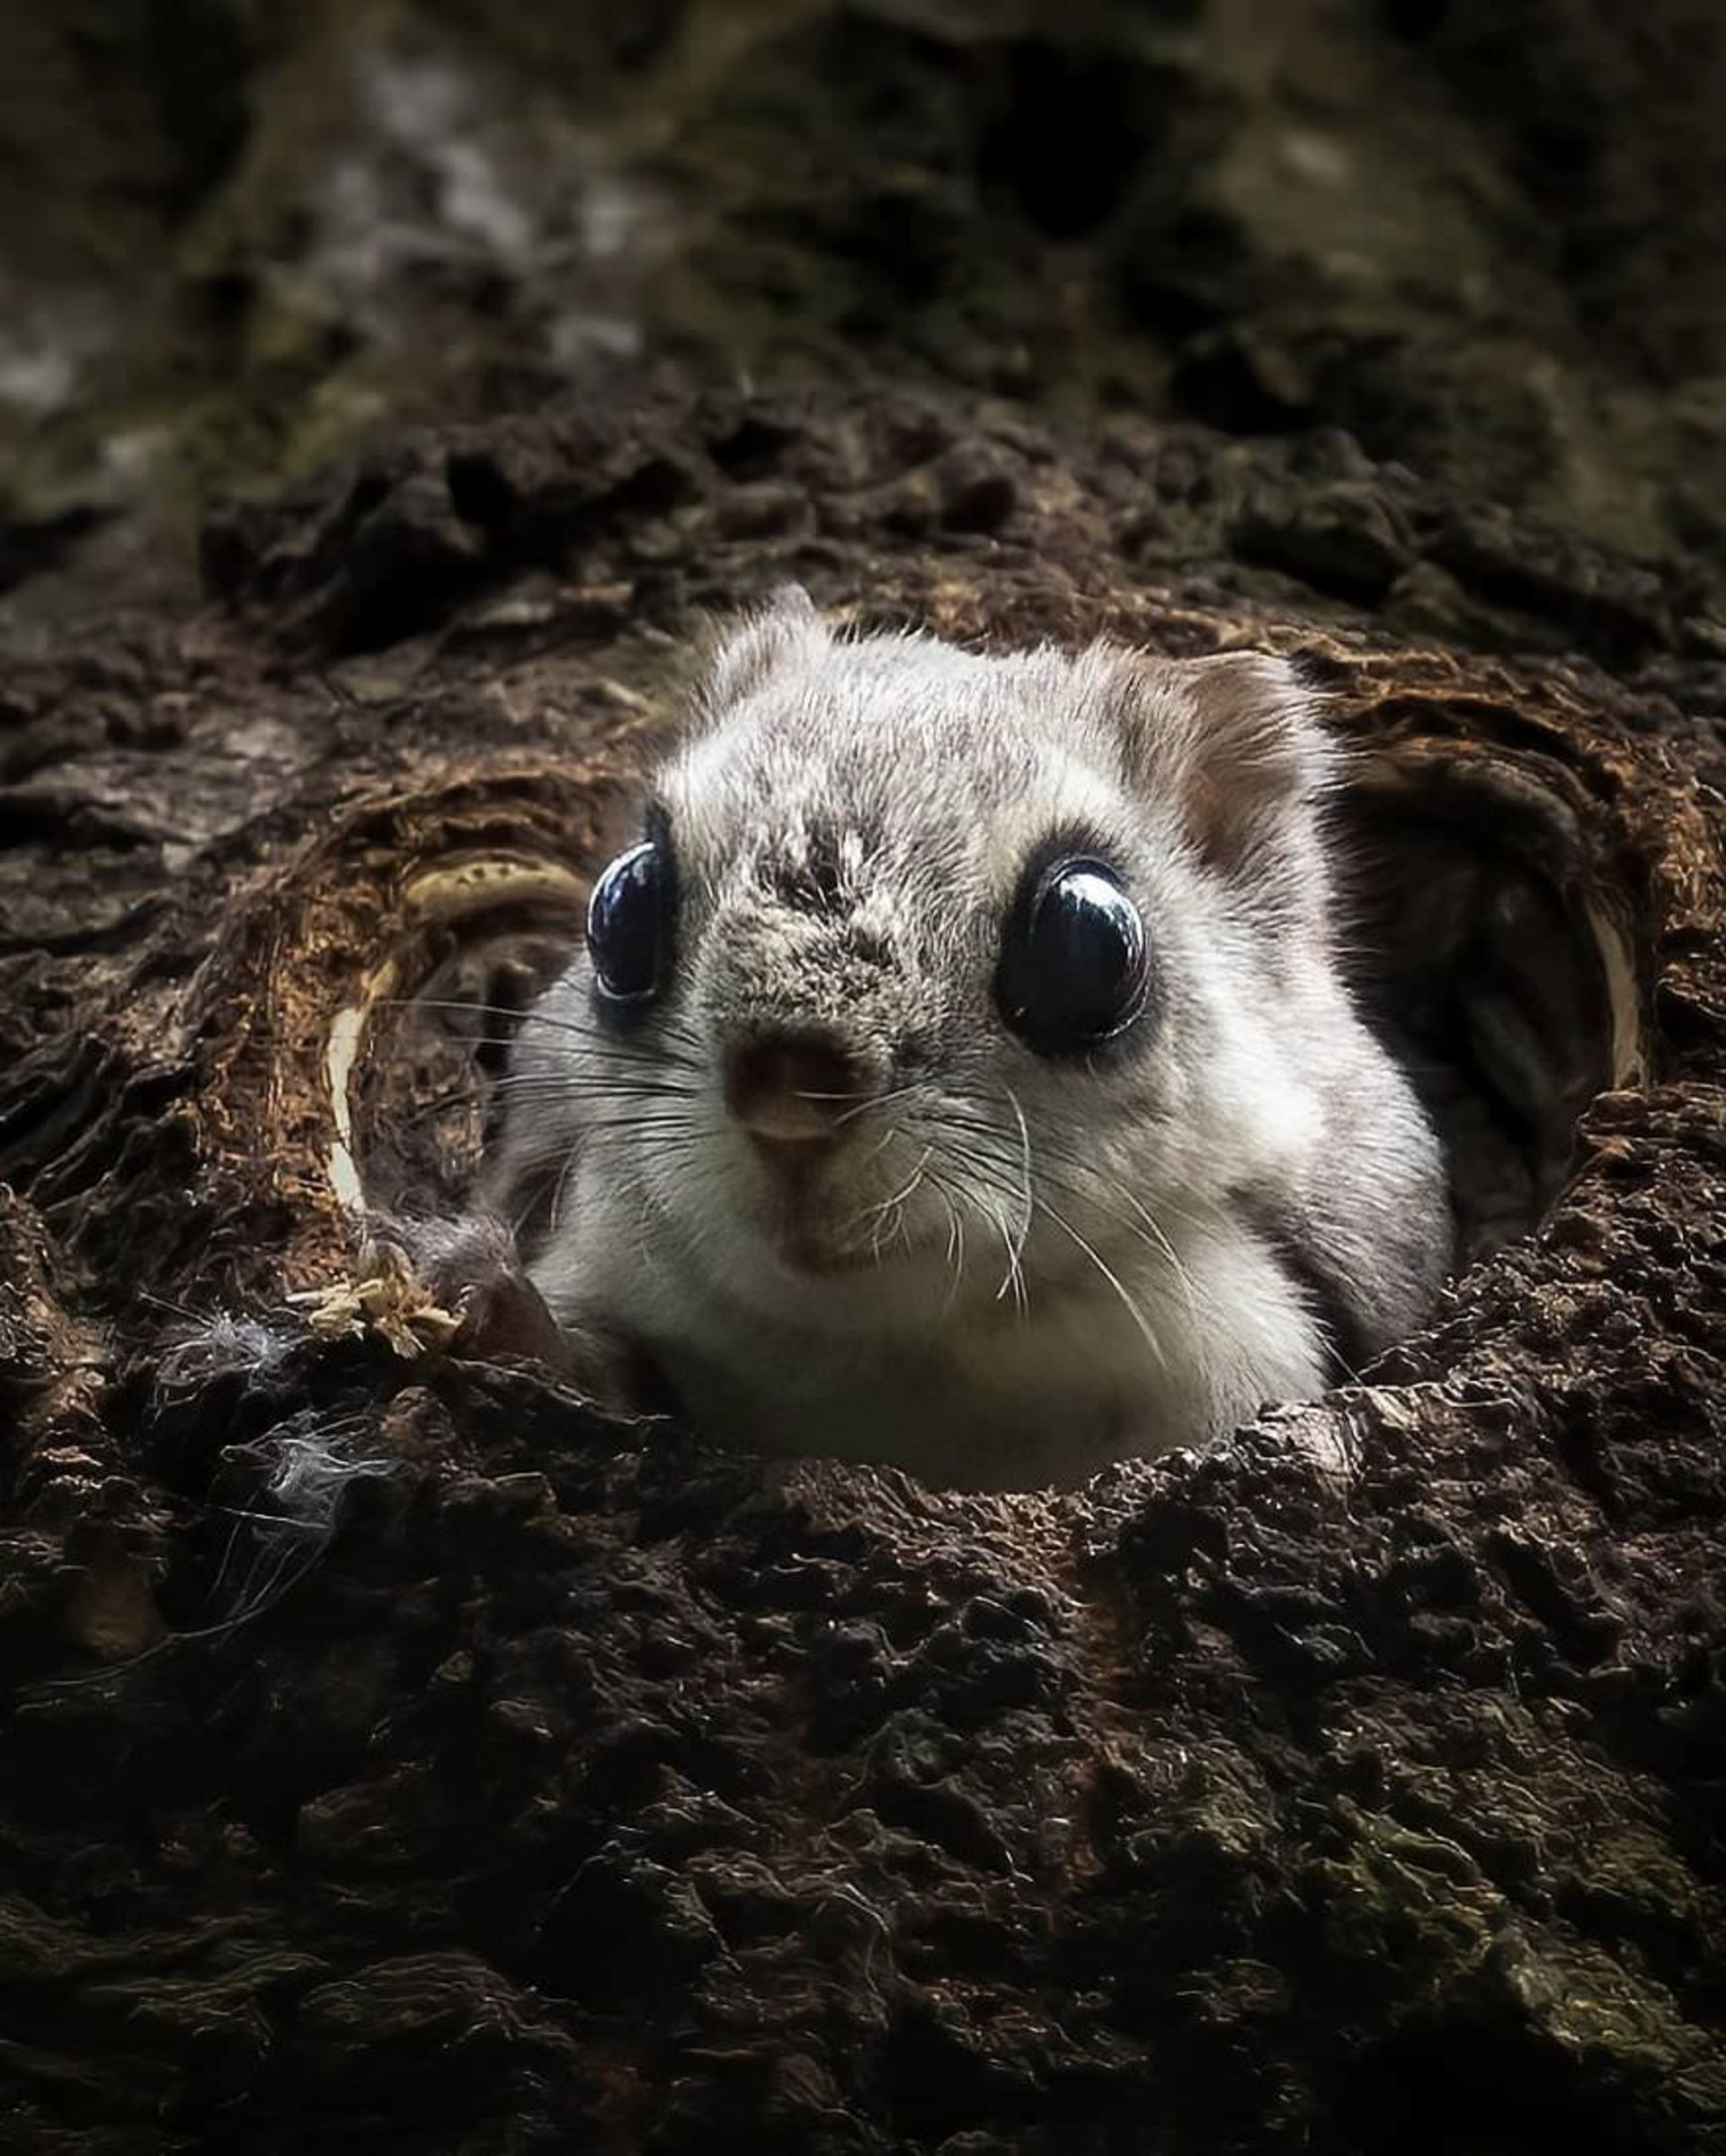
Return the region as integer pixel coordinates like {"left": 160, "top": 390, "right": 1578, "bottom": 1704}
{"left": 487, "top": 592, "right": 1450, "bottom": 1490}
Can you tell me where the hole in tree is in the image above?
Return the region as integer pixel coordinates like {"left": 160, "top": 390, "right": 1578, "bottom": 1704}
{"left": 363, "top": 726, "right": 1634, "bottom": 1487}
{"left": 1334, "top": 748, "right": 1626, "bottom": 1266}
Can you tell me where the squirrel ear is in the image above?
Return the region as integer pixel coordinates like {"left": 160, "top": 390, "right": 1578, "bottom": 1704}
{"left": 1106, "top": 646, "right": 1334, "bottom": 913}
{"left": 1175, "top": 650, "right": 1332, "bottom": 869}
{"left": 703, "top": 584, "right": 826, "bottom": 710}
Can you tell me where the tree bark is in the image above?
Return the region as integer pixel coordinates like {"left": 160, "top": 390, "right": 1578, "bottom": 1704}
{"left": 2, "top": 381, "right": 1722, "bottom": 2152}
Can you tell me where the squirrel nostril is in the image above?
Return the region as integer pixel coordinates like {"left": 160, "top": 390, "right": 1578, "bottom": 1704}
{"left": 724, "top": 1035, "right": 875, "bottom": 1146}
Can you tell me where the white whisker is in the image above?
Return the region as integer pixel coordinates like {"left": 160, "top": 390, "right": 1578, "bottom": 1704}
{"left": 1034, "top": 1193, "right": 1169, "bottom": 1374}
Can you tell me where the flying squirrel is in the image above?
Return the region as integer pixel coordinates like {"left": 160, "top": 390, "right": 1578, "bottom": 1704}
{"left": 481, "top": 589, "right": 1450, "bottom": 1490}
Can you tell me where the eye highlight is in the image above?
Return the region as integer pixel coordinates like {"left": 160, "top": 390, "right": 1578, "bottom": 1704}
{"left": 996, "top": 855, "right": 1150, "bottom": 1056}
{"left": 587, "top": 839, "right": 674, "bottom": 1006}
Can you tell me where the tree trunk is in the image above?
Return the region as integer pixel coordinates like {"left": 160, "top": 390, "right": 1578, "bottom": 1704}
{"left": 2, "top": 380, "right": 1722, "bottom": 2153}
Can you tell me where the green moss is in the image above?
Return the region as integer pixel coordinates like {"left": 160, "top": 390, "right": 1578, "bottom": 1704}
{"left": 1312, "top": 1800, "right": 1502, "bottom": 2006}
{"left": 1494, "top": 1930, "right": 1726, "bottom": 2116}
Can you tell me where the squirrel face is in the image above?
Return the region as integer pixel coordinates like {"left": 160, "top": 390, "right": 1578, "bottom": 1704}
{"left": 487, "top": 591, "right": 1448, "bottom": 1487}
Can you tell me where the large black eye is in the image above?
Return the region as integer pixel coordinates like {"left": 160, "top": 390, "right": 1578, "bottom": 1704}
{"left": 996, "top": 855, "right": 1149, "bottom": 1056}
{"left": 587, "top": 840, "right": 672, "bottom": 1005}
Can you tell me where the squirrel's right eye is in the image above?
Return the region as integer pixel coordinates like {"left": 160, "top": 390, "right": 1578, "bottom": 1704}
{"left": 587, "top": 841, "right": 672, "bottom": 1005}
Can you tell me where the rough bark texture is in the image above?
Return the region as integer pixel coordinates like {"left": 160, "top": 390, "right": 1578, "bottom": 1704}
{"left": 1, "top": 378, "right": 1723, "bottom": 2152}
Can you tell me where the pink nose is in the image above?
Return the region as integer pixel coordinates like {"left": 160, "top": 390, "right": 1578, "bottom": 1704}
{"left": 723, "top": 1036, "right": 873, "bottom": 1148}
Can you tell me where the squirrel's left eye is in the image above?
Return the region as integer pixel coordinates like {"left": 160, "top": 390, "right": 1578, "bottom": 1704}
{"left": 587, "top": 841, "right": 673, "bottom": 1005}
{"left": 995, "top": 856, "right": 1149, "bottom": 1056}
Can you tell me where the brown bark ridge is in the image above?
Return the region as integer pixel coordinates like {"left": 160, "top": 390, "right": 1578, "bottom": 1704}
{"left": 2, "top": 383, "right": 1723, "bottom": 2152}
